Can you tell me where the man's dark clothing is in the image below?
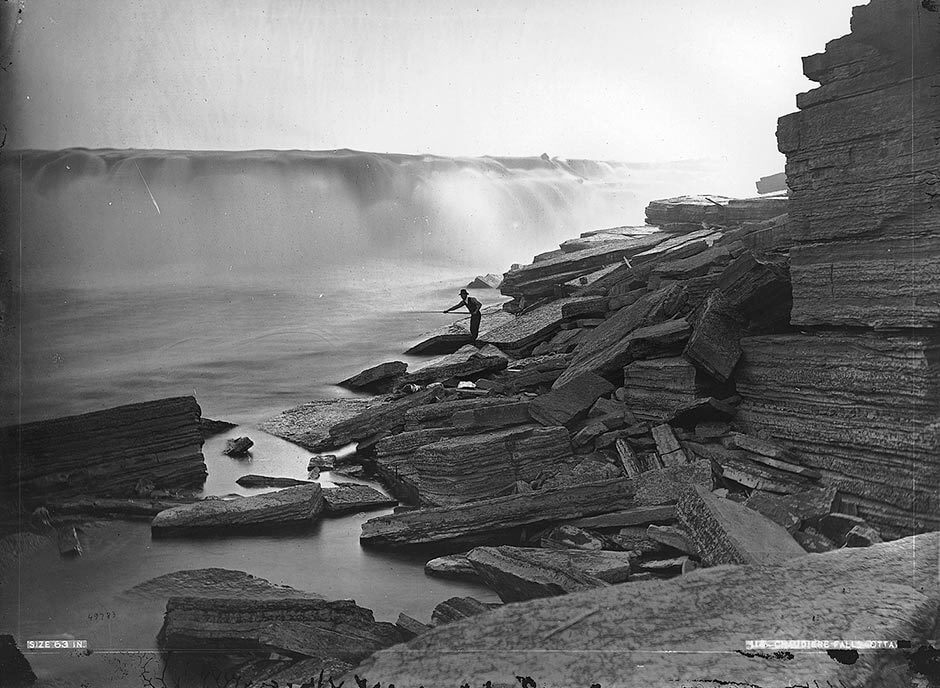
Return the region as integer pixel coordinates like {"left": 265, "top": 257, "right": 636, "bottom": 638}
{"left": 464, "top": 296, "right": 482, "bottom": 339}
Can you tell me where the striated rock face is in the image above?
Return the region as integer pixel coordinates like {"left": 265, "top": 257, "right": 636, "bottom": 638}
{"left": 735, "top": 333, "right": 939, "bottom": 538}
{"left": 777, "top": 0, "right": 940, "bottom": 328}
{"left": 159, "top": 596, "right": 403, "bottom": 661}
{"left": 409, "top": 426, "right": 573, "bottom": 506}
{"left": 151, "top": 484, "right": 325, "bottom": 537}
{"left": 348, "top": 533, "right": 940, "bottom": 687}
{"left": 0, "top": 396, "right": 207, "bottom": 502}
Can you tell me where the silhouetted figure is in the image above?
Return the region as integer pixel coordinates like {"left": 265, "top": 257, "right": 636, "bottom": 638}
{"left": 444, "top": 288, "right": 483, "bottom": 340}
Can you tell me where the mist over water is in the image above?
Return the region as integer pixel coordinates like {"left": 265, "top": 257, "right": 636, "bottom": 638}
{"left": 0, "top": 148, "right": 745, "bottom": 425}
{"left": 1, "top": 148, "right": 742, "bottom": 288}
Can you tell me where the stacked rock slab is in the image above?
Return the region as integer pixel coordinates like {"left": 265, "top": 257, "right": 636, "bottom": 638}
{"left": 777, "top": 0, "right": 940, "bottom": 328}
{"left": 0, "top": 396, "right": 207, "bottom": 502}
{"left": 736, "top": 0, "right": 940, "bottom": 539}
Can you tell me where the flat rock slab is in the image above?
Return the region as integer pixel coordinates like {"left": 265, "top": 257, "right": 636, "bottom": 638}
{"left": 678, "top": 484, "right": 806, "bottom": 566}
{"left": 235, "top": 474, "right": 315, "bottom": 488}
{"left": 321, "top": 483, "right": 396, "bottom": 515}
{"left": 258, "top": 397, "right": 380, "bottom": 451}
{"left": 125, "top": 568, "right": 323, "bottom": 600}
{"left": 360, "top": 478, "right": 636, "bottom": 548}
{"left": 349, "top": 533, "right": 939, "bottom": 687}
{"left": 327, "top": 387, "right": 447, "bottom": 446}
{"left": 151, "top": 484, "right": 324, "bottom": 537}
{"left": 403, "top": 344, "right": 508, "bottom": 386}
{"left": 405, "top": 306, "right": 514, "bottom": 355}
{"left": 159, "top": 596, "right": 403, "bottom": 662}
{"left": 467, "top": 546, "right": 638, "bottom": 602}
{"left": 47, "top": 496, "right": 198, "bottom": 519}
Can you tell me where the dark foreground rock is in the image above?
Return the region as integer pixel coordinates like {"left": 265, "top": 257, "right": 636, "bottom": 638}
{"left": 223, "top": 437, "right": 254, "bottom": 456}
{"left": 159, "top": 596, "right": 403, "bottom": 662}
{"left": 0, "top": 634, "right": 36, "bottom": 687}
{"left": 467, "top": 546, "right": 636, "bottom": 602}
{"left": 151, "top": 484, "right": 324, "bottom": 537}
{"left": 348, "top": 533, "right": 939, "bottom": 687}
{"left": 0, "top": 396, "right": 207, "bottom": 502}
{"left": 238, "top": 657, "right": 353, "bottom": 688}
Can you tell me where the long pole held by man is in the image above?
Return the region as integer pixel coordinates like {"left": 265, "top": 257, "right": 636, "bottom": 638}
{"left": 444, "top": 289, "right": 483, "bottom": 340}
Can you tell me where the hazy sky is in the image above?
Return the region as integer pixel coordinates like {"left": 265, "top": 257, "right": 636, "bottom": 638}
{"left": 1, "top": 0, "right": 857, "bottom": 171}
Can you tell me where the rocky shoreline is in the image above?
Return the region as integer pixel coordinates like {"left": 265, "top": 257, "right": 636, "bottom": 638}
{"left": 1, "top": 1, "right": 937, "bottom": 686}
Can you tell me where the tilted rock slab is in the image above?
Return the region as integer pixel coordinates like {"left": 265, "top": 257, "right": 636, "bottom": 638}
{"left": 467, "top": 546, "right": 635, "bottom": 602}
{"left": 479, "top": 297, "right": 597, "bottom": 351}
{"left": 0, "top": 396, "right": 207, "bottom": 501}
{"left": 348, "top": 533, "right": 939, "bottom": 687}
{"left": 736, "top": 333, "right": 939, "bottom": 538}
{"left": 677, "top": 485, "right": 806, "bottom": 566}
{"left": 151, "top": 484, "right": 324, "bottom": 537}
{"left": 529, "top": 372, "right": 614, "bottom": 427}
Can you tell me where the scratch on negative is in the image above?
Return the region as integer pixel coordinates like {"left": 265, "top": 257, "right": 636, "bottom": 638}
{"left": 135, "top": 162, "right": 161, "bottom": 215}
{"left": 541, "top": 606, "right": 601, "bottom": 640}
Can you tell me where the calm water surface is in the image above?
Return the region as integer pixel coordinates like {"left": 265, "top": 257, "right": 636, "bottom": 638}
{"left": 1, "top": 263, "right": 505, "bottom": 685}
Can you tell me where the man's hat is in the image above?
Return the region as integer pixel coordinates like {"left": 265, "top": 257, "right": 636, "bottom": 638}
{"left": 459, "top": 289, "right": 468, "bottom": 295}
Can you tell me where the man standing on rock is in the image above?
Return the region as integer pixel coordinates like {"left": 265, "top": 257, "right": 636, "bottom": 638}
{"left": 444, "top": 288, "right": 483, "bottom": 340}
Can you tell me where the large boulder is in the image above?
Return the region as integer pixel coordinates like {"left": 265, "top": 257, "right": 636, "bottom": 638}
{"left": 348, "top": 533, "right": 940, "bottom": 687}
